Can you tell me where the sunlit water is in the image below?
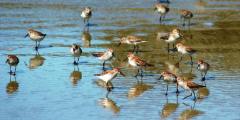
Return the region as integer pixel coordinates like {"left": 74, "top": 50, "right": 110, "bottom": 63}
{"left": 1, "top": 0, "right": 240, "bottom": 119}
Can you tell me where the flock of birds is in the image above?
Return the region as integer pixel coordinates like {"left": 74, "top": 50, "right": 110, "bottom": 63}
{"left": 5, "top": 3, "right": 211, "bottom": 101}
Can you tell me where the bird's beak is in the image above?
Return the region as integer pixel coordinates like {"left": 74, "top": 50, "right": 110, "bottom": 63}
{"left": 173, "top": 47, "right": 177, "bottom": 52}
{"left": 120, "top": 71, "right": 125, "bottom": 77}
{"left": 25, "top": 34, "right": 29, "bottom": 38}
{"left": 112, "top": 52, "right": 115, "bottom": 57}
{"left": 180, "top": 15, "right": 183, "bottom": 19}
{"left": 118, "top": 42, "right": 121, "bottom": 47}
{"left": 154, "top": 7, "right": 157, "bottom": 11}
{"left": 6, "top": 59, "right": 9, "bottom": 63}
{"left": 158, "top": 75, "right": 162, "bottom": 80}
{"left": 174, "top": 80, "right": 177, "bottom": 83}
{"left": 123, "top": 57, "right": 128, "bottom": 62}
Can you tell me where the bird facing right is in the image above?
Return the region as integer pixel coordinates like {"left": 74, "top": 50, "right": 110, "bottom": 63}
{"left": 160, "top": 28, "right": 181, "bottom": 51}
{"left": 177, "top": 76, "right": 205, "bottom": 100}
{"left": 180, "top": 10, "right": 193, "bottom": 26}
{"left": 92, "top": 48, "right": 115, "bottom": 69}
{"left": 6, "top": 55, "right": 19, "bottom": 75}
{"left": 124, "top": 53, "right": 154, "bottom": 77}
{"left": 118, "top": 36, "right": 148, "bottom": 53}
{"left": 94, "top": 68, "right": 125, "bottom": 91}
{"left": 81, "top": 7, "right": 92, "bottom": 26}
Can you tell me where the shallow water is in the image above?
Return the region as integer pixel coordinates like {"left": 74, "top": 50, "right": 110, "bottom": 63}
{"left": 1, "top": 0, "right": 240, "bottom": 119}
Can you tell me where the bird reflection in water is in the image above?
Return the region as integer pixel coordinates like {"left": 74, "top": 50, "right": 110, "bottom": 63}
{"left": 6, "top": 74, "right": 19, "bottom": 94}
{"left": 81, "top": 31, "right": 91, "bottom": 48}
{"left": 69, "top": 65, "right": 82, "bottom": 84}
{"left": 179, "top": 64, "right": 196, "bottom": 82}
{"left": 127, "top": 77, "right": 153, "bottom": 100}
{"left": 160, "top": 95, "right": 179, "bottom": 119}
{"left": 29, "top": 50, "right": 45, "bottom": 70}
{"left": 178, "top": 101, "right": 204, "bottom": 120}
{"left": 94, "top": 79, "right": 114, "bottom": 89}
{"left": 197, "top": 87, "right": 210, "bottom": 102}
{"left": 98, "top": 91, "right": 120, "bottom": 114}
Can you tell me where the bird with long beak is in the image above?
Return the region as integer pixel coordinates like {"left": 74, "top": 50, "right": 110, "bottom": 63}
{"left": 70, "top": 44, "right": 82, "bottom": 64}
{"left": 118, "top": 36, "right": 148, "bottom": 53}
{"left": 25, "top": 29, "right": 46, "bottom": 49}
{"left": 177, "top": 76, "right": 205, "bottom": 100}
{"left": 6, "top": 55, "right": 19, "bottom": 75}
{"left": 154, "top": 3, "right": 170, "bottom": 22}
{"left": 173, "top": 43, "right": 197, "bottom": 65}
{"left": 124, "top": 53, "right": 154, "bottom": 77}
{"left": 180, "top": 10, "right": 193, "bottom": 26}
{"left": 94, "top": 68, "right": 125, "bottom": 91}
{"left": 158, "top": 70, "right": 179, "bottom": 95}
{"left": 92, "top": 48, "right": 115, "bottom": 69}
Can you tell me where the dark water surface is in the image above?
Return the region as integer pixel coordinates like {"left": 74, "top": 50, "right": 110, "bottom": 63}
{"left": 1, "top": 0, "right": 240, "bottom": 119}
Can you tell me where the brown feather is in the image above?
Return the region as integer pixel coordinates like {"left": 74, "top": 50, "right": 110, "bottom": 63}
{"left": 92, "top": 52, "right": 105, "bottom": 57}
{"left": 187, "top": 81, "right": 205, "bottom": 88}
{"left": 186, "top": 46, "right": 197, "bottom": 52}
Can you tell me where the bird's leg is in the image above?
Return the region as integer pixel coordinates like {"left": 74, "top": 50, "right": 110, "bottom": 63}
{"left": 9, "top": 66, "right": 12, "bottom": 73}
{"left": 203, "top": 71, "right": 207, "bottom": 81}
{"left": 190, "top": 55, "right": 193, "bottom": 65}
{"left": 183, "top": 93, "right": 192, "bottom": 100}
{"left": 132, "top": 45, "right": 136, "bottom": 52}
{"left": 135, "top": 69, "right": 139, "bottom": 77}
{"left": 163, "top": 15, "right": 166, "bottom": 21}
{"left": 188, "top": 19, "right": 191, "bottom": 26}
{"left": 106, "top": 82, "right": 111, "bottom": 91}
{"left": 159, "top": 15, "right": 162, "bottom": 22}
{"left": 176, "top": 83, "right": 180, "bottom": 94}
{"left": 193, "top": 91, "right": 196, "bottom": 100}
{"left": 87, "top": 19, "right": 90, "bottom": 26}
{"left": 140, "top": 69, "right": 143, "bottom": 77}
{"left": 165, "top": 84, "right": 168, "bottom": 96}
{"left": 176, "top": 55, "right": 183, "bottom": 65}
{"left": 168, "top": 43, "right": 169, "bottom": 52}
{"left": 183, "top": 18, "right": 186, "bottom": 26}
{"left": 136, "top": 45, "right": 138, "bottom": 53}
{"left": 13, "top": 66, "right": 17, "bottom": 75}
{"left": 38, "top": 42, "right": 40, "bottom": 48}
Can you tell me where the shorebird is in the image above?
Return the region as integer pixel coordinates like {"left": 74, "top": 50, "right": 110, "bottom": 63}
{"left": 158, "top": 70, "right": 179, "bottom": 95}
{"left": 6, "top": 55, "right": 19, "bottom": 75}
{"left": 154, "top": 3, "right": 170, "bottom": 22}
{"left": 197, "top": 60, "right": 210, "bottom": 81}
{"left": 180, "top": 10, "right": 193, "bottom": 26}
{"left": 94, "top": 68, "right": 125, "bottom": 91}
{"left": 81, "top": 7, "right": 92, "bottom": 26}
{"left": 118, "top": 36, "right": 148, "bottom": 53}
{"left": 177, "top": 76, "right": 205, "bottom": 100}
{"left": 92, "top": 48, "right": 115, "bottom": 69}
{"left": 25, "top": 29, "right": 46, "bottom": 49}
{"left": 124, "top": 53, "right": 154, "bottom": 77}
{"left": 161, "top": 28, "right": 181, "bottom": 51}
{"left": 70, "top": 44, "right": 82, "bottom": 64}
{"left": 173, "top": 43, "right": 197, "bottom": 65}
